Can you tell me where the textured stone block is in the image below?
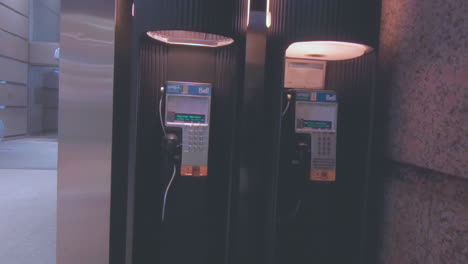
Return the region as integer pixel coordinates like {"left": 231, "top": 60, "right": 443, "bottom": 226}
{"left": 379, "top": 0, "right": 467, "bottom": 177}
{"left": 379, "top": 163, "right": 468, "bottom": 264}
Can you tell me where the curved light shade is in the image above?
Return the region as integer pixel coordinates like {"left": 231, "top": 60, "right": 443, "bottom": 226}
{"left": 147, "top": 30, "right": 234, "bottom": 47}
{"left": 286, "top": 41, "right": 373, "bottom": 61}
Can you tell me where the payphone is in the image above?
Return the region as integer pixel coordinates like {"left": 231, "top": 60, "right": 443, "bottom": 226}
{"left": 128, "top": 1, "right": 248, "bottom": 263}
{"left": 164, "top": 81, "right": 211, "bottom": 177}
{"left": 282, "top": 58, "right": 338, "bottom": 183}
{"left": 275, "top": 45, "right": 376, "bottom": 263}
{"left": 159, "top": 81, "right": 212, "bottom": 220}
{"left": 293, "top": 90, "right": 338, "bottom": 182}
{"left": 277, "top": 58, "right": 340, "bottom": 263}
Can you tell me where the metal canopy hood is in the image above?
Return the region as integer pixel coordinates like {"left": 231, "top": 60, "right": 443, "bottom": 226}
{"left": 266, "top": 0, "right": 381, "bottom": 48}
{"left": 135, "top": 0, "right": 249, "bottom": 40}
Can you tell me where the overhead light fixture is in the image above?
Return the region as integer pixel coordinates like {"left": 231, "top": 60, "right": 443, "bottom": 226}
{"left": 147, "top": 30, "right": 234, "bottom": 48}
{"left": 286, "top": 41, "right": 373, "bottom": 61}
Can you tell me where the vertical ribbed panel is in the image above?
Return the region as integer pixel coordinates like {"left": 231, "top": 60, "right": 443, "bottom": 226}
{"left": 132, "top": 38, "right": 168, "bottom": 264}
{"left": 263, "top": 1, "right": 380, "bottom": 263}
{"left": 324, "top": 52, "right": 377, "bottom": 264}
{"left": 132, "top": 40, "right": 245, "bottom": 264}
{"left": 270, "top": 53, "right": 378, "bottom": 264}
{"left": 208, "top": 44, "right": 244, "bottom": 263}
{"left": 130, "top": 1, "right": 247, "bottom": 263}
{"left": 135, "top": 0, "right": 249, "bottom": 39}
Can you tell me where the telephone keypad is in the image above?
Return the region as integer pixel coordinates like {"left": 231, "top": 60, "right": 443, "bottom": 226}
{"left": 182, "top": 125, "right": 210, "bottom": 153}
{"left": 311, "top": 132, "right": 336, "bottom": 171}
{"left": 317, "top": 134, "right": 332, "bottom": 156}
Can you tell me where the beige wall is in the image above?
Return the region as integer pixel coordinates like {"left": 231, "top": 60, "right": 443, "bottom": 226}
{"left": 0, "top": 0, "right": 29, "bottom": 137}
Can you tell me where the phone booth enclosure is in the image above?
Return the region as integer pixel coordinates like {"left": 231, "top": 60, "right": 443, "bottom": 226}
{"left": 128, "top": 1, "right": 248, "bottom": 263}
{"left": 275, "top": 53, "right": 377, "bottom": 264}
{"left": 262, "top": 1, "right": 381, "bottom": 263}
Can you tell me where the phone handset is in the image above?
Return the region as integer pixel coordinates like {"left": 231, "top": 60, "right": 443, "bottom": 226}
{"left": 162, "top": 133, "right": 180, "bottom": 160}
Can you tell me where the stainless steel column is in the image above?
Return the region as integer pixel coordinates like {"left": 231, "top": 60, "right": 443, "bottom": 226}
{"left": 57, "top": 1, "right": 116, "bottom": 263}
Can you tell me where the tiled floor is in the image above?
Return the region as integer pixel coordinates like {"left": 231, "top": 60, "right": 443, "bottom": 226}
{"left": 0, "top": 137, "right": 57, "bottom": 169}
{"left": 0, "top": 137, "right": 57, "bottom": 264}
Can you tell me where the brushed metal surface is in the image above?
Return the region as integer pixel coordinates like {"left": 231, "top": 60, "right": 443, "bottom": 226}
{"left": 57, "top": 1, "right": 116, "bottom": 263}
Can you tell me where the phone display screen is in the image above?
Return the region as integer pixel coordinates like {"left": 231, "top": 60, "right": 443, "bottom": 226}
{"left": 301, "top": 120, "right": 332, "bottom": 129}
{"left": 174, "top": 113, "right": 205, "bottom": 123}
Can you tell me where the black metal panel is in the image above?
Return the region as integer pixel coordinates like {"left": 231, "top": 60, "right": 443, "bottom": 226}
{"left": 131, "top": 38, "right": 245, "bottom": 264}
{"left": 131, "top": 38, "right": 168, "bottom": 264}
{"left": 324, "top": 52, "right": 377, "bottom": 264}
{"left": 129, "top": 1, "right": 247, "bottom": 264}
{"left": 279, "top": 52, "right": 376, "bottom": 263}
{"left": 262, "top": 1, "right": 381, "bottom": 263}
{"left": 231, "top": 11, "right": 269, "bottom": 264}
{"left": 109, "top": 0, "right": 133, "bottom": 263}
{"left": 268, "top": 52, "right": 377, "bottom": 264}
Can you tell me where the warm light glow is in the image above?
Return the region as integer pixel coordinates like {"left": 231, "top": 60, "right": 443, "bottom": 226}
{"left": 286, "top": 41, "right": 373, "bottom": 61}
{"left": 266, "top": 0, "right": 271, "bottom": 27}
{"left": 147, "top": 30, "right": 234, "bottom": 48}
{"left": 247, "top": 0, "right": 251, "bottom": 26}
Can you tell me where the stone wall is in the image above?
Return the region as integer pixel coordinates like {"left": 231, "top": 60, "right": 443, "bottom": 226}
{"left": 377, "top": 0, "right": 467, "bottom": 263}
{"left": 378, "top": 162, "right": 467, "bottom": 263}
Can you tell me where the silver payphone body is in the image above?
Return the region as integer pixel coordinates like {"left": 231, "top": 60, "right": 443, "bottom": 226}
{"left": 165, "top": 81, "right": 212, "bottom": 177}
{"left": 295, "top": 90, "right": 338, "bottom": 181}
